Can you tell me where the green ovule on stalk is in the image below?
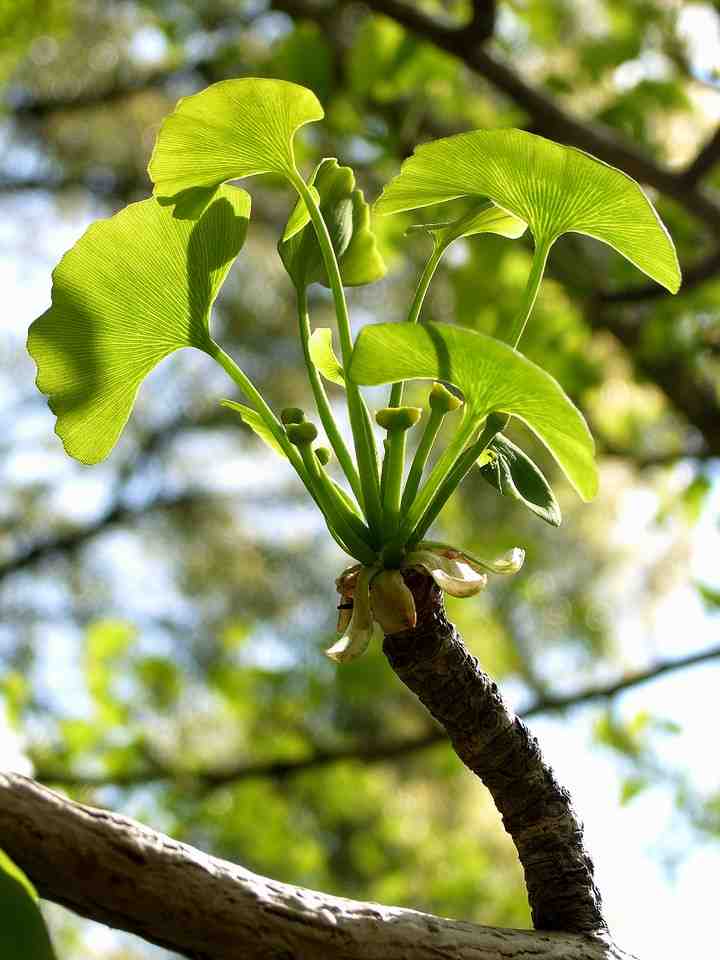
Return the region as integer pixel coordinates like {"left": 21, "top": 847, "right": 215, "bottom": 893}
{"left": 27, "top": 77, "right": 681, "bottom": 663}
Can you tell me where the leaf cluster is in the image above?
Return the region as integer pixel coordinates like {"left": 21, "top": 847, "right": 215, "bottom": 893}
{"left": 27, "top": 76, "right": 679, "bottom": 574}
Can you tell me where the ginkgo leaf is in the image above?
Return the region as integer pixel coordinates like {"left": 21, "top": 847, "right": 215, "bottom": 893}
{"left": 149, "top": 77, "right": 323, "bottom": 216}
{"left": 407, "top": 200, "right": 527, "bottom": 250}
{"left": 349, "top": 321, "right": 597, "bottom": 500}
{"left": 28, "top": 186, "right": 251, "bottom": 464}
{"left": 308, "top": 327, "right": 345, "bottom": 386}
{"left": 221, "top": 400, "right": 287, "bottom": 458}
{"left": 376, "top": 128, "right": 680, "bottom": 293}
{"left": 479, "top": 433, "right": 562, "bottom": 526}
{"left": 0, "top": 848, "right": 57, "bottom": 960}
{"left": 279, "top": 157, "right": 386, "bottom": 289}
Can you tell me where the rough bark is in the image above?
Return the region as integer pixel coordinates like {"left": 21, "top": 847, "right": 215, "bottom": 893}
{"left": 384, "top": 570, "right": 606, "bottom": 936}
{"left": 0, "top": 772, "right": 634, "bottom": 960}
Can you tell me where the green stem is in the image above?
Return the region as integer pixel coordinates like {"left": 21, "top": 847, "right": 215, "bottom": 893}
{"left": 389, "top": 242, "right": 444, "bottom": 409}
{"left": 289, "top": 172, "right": 383, "bottom": 538}
{"left": 504, "top": 239, "right": 552, "bottom": 348}
{"left": 391, "top": 414, "right": 478, "bottom": 548}
{"left": 382, "top": 430, "right": 407, "bottom": 535}
{"left": 400, "top": 408, "right": 443, "bottom": 513}
{"left": 209, "top": 342, "right": 359, "bottom": 557}
{"left": 411, "top": 414, "right": 508, "bottom": 544}
{"left": 209, "top": 342, "right": 307, "bottom": 476}
{"left": 296, "top": 289, "right": 363, "bottom": 506}
{"left": 297, "top": 445, "right": 376, "bottom": 564}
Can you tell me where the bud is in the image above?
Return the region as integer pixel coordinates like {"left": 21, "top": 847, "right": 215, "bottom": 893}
{"left": 315, "top": 447, "right": 332, "bottom": 466}
{"left": 428, "top": 382, "right": 462, "bottom": 414}
{"left": 281, "top": 407, "right": 305, "bottom": 425}
{"left": 375, "top": 406, "right": 422, "bottom": 432}
{"left": 287, "top": 421, "right": 318, "bottom": 446}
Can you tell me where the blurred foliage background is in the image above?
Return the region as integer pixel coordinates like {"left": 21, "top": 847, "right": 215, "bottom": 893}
{"left": 1, "top": 1, "right": 719, "bottom": 957}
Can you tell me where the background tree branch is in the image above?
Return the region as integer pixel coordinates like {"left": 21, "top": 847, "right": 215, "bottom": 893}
{"left": 31, "top": 640, "right": 720, "bottom": 790}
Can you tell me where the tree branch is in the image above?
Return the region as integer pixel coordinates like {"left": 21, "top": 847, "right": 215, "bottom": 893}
{"left": 682, "top": 125, "right": 720, "bottom": 186}
{"left": 341, "top": 0, "right": 720, "bottom": 227}
{"left": 598, "top": 248, "right": 720, "bottom": 304}
{"left": 384, "top": 570, "right": 605, "bottom": 935}
{"left": 0, "top": 772, "right": 634, "bottom": 959}
{"left": 32, "top": 640, "right": 720, "bottom": 790}
{"left": 0, "top": 491, "right": 203, "bottom": 583}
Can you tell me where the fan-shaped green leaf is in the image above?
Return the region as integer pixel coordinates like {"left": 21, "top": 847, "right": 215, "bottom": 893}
{"left": 349, "top": 322, "right": 597, "bottom": 500}
{"left": 376, "top": 129, "right": 680, "bottom": 293}
{"left": 221, "top": 400, "right": 288, "bottom": 458}
{"left": 27, "top": 186, "right": 251, "bottom": 464}
{"left": 408, "top": 200, "right": 527, "bottom": 250}
{"left": 308, "top": 327, "right": 345, "bottom": 386}
{"left": 148, "top": 77, "right": 323, "bottom": 216}
{"left": 0, "top": 848, "right": 57, "bottom": 959}
{"left": 279, "top": 158, "right": 386, "bottom": 289}
{"left": 479, "top": 433, "right": 561, "bottom": 526}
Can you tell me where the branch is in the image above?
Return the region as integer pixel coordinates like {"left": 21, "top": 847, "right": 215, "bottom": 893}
{"left": 385, "top": 570, "right": 605, "bottom": 934}
{"left": 340, "top": 0, "right": 720, "bottom": 228}
{"left": 8, "top": 58, "right": 214, "bottom": 118}
{"left": 0, "top": 491, "right": 203, "bottom": 583}
{"left": 586, "top": 302, "right": 720, "bottom": 454}
{"left": 598, "top": 247, "right": 720, "bottom": 304}
{"left": 0, "top": 172, "right": 143, "bottom": 197}
{"left": 468, "top": 0, "right": 497, "bottom": 42}
{"left": 683, "top": 125, "right": 720, "bottom": 185}
{"left": 33, "top": 641, "right": 720, "bottom": 790}
{"left": 0, "top": 772, "right": 634, "bottom": 960}
{"left": 0, "top": 407, "right": 234, "bottom": 584}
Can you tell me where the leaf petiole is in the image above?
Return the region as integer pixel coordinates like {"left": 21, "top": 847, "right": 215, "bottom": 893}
{"left": 390, "top": 413, "right": 479, "bottom": 549}
{"left": 289, "top": 427, "right": 377, "bottom": 564}
{"left": 389, "top": 242, "right": 444, "bottom": 409}
{"left": 376, "top": 407, "right": 421, "bottom": 537}
{"left": 401, "top": 406, "right": 443, "bottom": 513}
{"left": 296, "top": 289, "right": 363, "bottom": 506}
{"left": 209, "top": 342, "right": 299, "bottom": 464}
{"left": 411, "top": 414, "right": 508, "bottom": 544}
{"left": 505, "top": 239, "right": 552, "bottom": 348}
{"left": 289, "top": 171, "right": 384, "bottom": 538}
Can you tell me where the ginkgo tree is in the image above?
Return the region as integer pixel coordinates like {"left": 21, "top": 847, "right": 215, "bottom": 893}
{"left": 22, "top": 76, "right": 681, "bottom": 952}
{"left": 28, "top": 77, "right": 679, "bottom": 667}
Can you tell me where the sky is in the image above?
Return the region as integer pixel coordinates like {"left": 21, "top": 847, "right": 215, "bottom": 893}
{"left": 2, "top": 5, "right": 720, "bottom": 958}
{"left": 2, "top": 192, "right": 719, "bottom": 957}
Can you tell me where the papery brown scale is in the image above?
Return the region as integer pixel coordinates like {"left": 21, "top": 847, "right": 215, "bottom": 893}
{"left": 369, "top": 570, "right": 417, "bottom": 634}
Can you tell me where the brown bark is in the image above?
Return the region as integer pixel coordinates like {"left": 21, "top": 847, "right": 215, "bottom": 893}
{"left": 0, "top": 772, "right": 633, "bottom": 960}
{"left": 384, "top": 569, "right": 606, "bottom": 935}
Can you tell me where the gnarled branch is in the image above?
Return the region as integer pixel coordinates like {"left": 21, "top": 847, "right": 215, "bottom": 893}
{"left": 0, "top": 772, "right": 633, "bottom": 960}
{"left": 384, "top": 570, "right": 606, "bottom": 935}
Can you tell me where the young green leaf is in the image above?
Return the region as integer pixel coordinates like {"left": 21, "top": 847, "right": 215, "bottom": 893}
{"left": 376, "top": 129, "right": 680, "bottom": 293}
{"left": 349, "top": 322, "right": 597, "bottom": 501}
{"left": 308, "top": 327, "right": 345, "bottom": 386}
{"left": 279, "top": 158, "right": 386, "bottom": 289}
{"left": 0, "top": 848, "right": 57, "bottom": 960}
{"left": 479, "top": 433, "right": 562, "bottom": 526}
{"left": 221, "top": 400, "right": 288, "bottom": 458}
{"left": 407, "top": 200, "right": 527, "bottom": 251}
{"left": 27, "top": 186, "right": 251, "bottom": 464}
{"left": 149, "top": 77, "right": 323, "bottom": 215}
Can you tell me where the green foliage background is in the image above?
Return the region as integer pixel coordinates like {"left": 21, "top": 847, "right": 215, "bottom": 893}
{"left": 1, "top": 1, "right": 719, "bottom": 957}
